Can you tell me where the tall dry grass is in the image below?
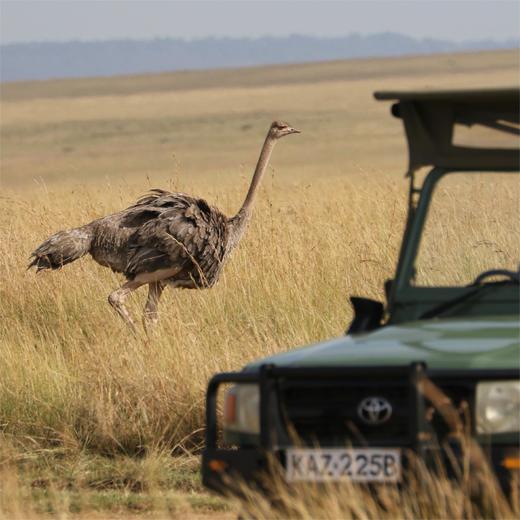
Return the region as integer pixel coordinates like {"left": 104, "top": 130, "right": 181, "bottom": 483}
{"left": 0, "top": 173, "right": 408, "bottom": 516}
{"left": 238, "top": 453, "right": 519, "bottom": 520}
{"left": 2, "top": 441, "right": 518, "bottom": 519}
{"left": 1, "top": 172, "right": 518, "bottom": 518}
{"left": 1, "top": 175, "right": 406, "bottom": 456}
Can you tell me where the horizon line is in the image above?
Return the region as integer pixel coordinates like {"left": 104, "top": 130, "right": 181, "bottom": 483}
{"left": 2, "top": 31, "right": 519, "bottom": 47}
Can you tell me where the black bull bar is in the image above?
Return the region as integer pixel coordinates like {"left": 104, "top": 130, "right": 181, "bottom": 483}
{"left": 202, "top": 363, "right": 519, "bottom": 494}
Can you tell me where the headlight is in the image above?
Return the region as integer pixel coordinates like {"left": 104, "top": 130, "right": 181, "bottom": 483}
{"left": 476, "top": 380, "right": 520, "bottom": 434}
{"left": 223, "top": 384, "right": 260, "bottom": 435}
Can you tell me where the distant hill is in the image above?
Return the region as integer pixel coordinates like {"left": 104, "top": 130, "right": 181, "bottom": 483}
{"left": 1, "top": 33, "right": 517, "bottom": 83}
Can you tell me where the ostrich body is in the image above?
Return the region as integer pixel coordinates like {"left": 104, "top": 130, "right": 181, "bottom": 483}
{"left": 29, "top": 121, "right": 300, "bottom": 330}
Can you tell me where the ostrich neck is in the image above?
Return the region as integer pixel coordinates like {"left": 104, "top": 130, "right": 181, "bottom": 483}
{"left": 228, "top": 134, "right": 277, "bottom": 248}
{"left": 241, "top": 134, "right": 276, "bottom": 214}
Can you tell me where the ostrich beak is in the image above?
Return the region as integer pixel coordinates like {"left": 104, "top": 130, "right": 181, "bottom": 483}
{"left": 289, "top": 127, "right": 301, "bottom": 134}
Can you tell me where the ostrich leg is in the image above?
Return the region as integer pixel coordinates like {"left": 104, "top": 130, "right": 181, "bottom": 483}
{"left": 109, "top": 268, "right": 178, "bottom": 331}
{"left": 108, "top": 280, "right": 144, "bottom": 332}
{"left": 143, "top": 281, "right": 166, "bottom": 331}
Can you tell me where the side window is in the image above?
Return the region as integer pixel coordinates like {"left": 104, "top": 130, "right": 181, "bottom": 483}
{"left": 413, "top": 173, "right": 520, "bottom": 287}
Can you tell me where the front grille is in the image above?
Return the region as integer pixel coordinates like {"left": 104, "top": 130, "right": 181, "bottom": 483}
{"left": 277, "top": 374, "right": 477, "bottom": 448}
{"left": 278, "top": 376, "right": 413, "bottom": 447}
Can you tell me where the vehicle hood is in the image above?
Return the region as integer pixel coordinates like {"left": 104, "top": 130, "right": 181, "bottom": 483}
{"left": 245, "top": 316, "right": 520, "bottom": 371}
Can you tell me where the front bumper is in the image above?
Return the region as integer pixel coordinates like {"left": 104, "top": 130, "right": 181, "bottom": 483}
{"left": 202, "top": 444, "right": 518, "bottom": 497}
{"left": 202, "top": 363, "right": 519, "bottom": 496}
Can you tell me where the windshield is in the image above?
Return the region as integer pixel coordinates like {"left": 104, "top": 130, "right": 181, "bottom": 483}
{"left": 413, "top": 172, "right": 520, "bottom": 287}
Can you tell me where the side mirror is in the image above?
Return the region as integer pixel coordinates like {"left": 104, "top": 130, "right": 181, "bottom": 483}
{"left": 346, "top": 297, "right": 384, "bottom": 335}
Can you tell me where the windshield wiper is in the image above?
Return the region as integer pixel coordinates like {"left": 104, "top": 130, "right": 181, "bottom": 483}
{"left": 419, "top": 281, "right": 515, "bottom": 320}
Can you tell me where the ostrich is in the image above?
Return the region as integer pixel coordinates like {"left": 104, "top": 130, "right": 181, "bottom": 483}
{"left": 29, "top": 121, "right": 300, "bottom": 331}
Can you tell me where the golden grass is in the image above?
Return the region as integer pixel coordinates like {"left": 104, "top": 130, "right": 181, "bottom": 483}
{"left": 1, "top": 50, "right": 519, "bottom": 516}
{"left": 1, "top": 172, "right": 518, "bottom": 517}
{"left": 238, "top": 455, "right": 519, "bottom": 520}
{"left": 0, "top": 176, "right": 406, "bottom": 454}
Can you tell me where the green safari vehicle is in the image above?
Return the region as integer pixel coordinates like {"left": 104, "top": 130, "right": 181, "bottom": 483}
{"left": 202, "top": 88, "right": 520, "bottom": 495}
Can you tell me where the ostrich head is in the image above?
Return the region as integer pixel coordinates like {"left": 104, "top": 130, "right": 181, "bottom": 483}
{"left": 269, "top": 120, "right": 301, "bottom": 139}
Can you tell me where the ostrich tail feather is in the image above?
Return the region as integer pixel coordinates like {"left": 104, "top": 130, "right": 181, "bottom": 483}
{"left": 28, "top": 225, "right": 93, "bottom": 271}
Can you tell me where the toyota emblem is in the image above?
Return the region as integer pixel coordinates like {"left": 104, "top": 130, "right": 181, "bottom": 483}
{"left": 357, "top": 396, "right": 393, "bottom": 425}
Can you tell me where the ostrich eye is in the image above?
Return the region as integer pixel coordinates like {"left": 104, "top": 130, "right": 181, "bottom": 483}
{"left": 272, "top": 122, "right": 287, "bottom": 131}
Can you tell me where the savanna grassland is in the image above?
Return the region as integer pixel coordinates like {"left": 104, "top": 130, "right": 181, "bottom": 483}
{"left": 1, "top": 50, "right": 519, "bottom": 518}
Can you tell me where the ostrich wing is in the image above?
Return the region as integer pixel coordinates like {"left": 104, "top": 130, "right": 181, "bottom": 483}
{"left": 124, "top": 194, "right": 230, "bottom": 285}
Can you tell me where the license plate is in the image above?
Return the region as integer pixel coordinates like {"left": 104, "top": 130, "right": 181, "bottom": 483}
{"left": 285, "top": 448, "right": 401, "bottom": 483}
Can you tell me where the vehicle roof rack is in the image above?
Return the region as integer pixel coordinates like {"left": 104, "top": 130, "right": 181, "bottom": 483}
{"left": 374, "top": 88, "right": 520, "bottom": 175}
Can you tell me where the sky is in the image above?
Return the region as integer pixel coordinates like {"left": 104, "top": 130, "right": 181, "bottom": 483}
{"left": 1, "top": 0, "right": 519, "bottom": 45}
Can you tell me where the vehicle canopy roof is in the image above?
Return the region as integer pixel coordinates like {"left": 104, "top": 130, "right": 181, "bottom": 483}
{"left": 374, "top": 88, "right": 519, "bottom": 175}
